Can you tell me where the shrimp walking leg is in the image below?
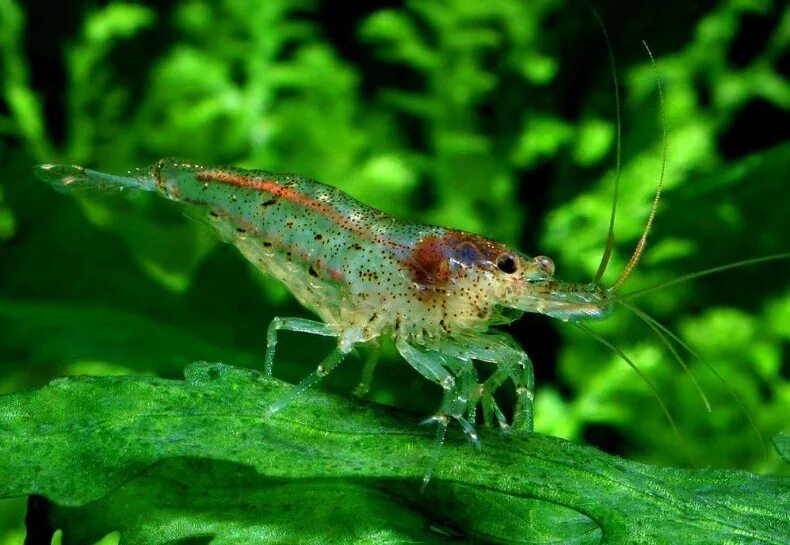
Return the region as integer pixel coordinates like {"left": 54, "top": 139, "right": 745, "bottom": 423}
{"left": 479, "top": 367, "right": 512, "bottom": 431}
{"left": 264, "top": 317, "right": 337, "bottom": 375}
{"left": 473, "top": 341, "right": 534, "bottom": 433}
{"left": 396, "top": 340, "right": 480, "bottom": 489}
{"left": 352, "top": 342, "right": 381, "bottom": 397}
{"left": 395, "top": 340, "right": 480, "bottom": 438}
{"left": 396, "top": 340, "right": 457, "bottom": 390}
{"left": 425, "top": 332, "right": 535, "bottom": 433}
{"left": 264, "top": 344, "right": 351, "bottom": 418}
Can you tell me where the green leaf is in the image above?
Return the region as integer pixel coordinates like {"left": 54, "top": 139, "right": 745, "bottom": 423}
{"left": 53, "top": 463, "right": 449, "bottom": 545}
{"left": 774, "top": 432, "right": 790, "bottom": 464}
{"left": 0, "top": 362, "right": 786, "bottom": 544}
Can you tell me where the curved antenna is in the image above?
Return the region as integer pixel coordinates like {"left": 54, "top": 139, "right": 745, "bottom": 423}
{"left": 618, "top": 300, "right": 711, "bottom": 412}
{"left": 621, "top": 252, "right": 790, "bottom": 300}
{"left": 574, "top": 322, "right": 695, "bottom": 466}
{"left": 609, "top": 41, "right": 666, "bottom": 292}
{"left": 618, "top": 301, "right": 767, "bottom": 456}
{"left": 591, "top": 8, "right": 623, "bottom": 285}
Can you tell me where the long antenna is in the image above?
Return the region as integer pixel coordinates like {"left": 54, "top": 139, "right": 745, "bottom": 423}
{"left": 609, "top": 41, "right": 666, "bottom": 292}
{"left": 621, "top": 252, "right": 790, "bottom": 300}
{"left": 618, "top": 300, "right": 711, "bottom": 412}
{"left": 575, "top": 322, "right": 694, "bottom": 465}
{"left": 591, "top": 8, "right": 623, "bottom": 285}
{"left": 618, "top": 301, "right": 767, "bottom": 456}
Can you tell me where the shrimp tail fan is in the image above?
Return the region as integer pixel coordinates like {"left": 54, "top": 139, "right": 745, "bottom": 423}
{"left": 34, "top": 164, "right": 157, "bottom": 194}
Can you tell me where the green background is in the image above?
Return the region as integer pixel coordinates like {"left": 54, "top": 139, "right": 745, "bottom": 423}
{"left": 0, "top": 0, "right": 788, "bottom": 542}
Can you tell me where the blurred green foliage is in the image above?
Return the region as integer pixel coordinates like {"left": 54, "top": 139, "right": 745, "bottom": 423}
{"left": 0, "top": 0, "right": 788, "bottom": 542}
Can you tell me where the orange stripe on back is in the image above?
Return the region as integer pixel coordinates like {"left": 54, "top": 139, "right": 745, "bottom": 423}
{"left": 196, "top": 170, "right": 355, "bottom": 231}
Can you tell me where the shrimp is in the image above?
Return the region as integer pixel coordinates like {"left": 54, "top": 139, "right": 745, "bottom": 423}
{"left": 34, "top": 161, "right": 610, "bottom": 423}
{"left": 33, "top": 152, "right": 653, "bottom": 488}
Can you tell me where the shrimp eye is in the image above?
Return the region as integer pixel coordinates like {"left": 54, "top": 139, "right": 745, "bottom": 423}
{"left": 496, "top": 253, "right": 518, "bottom": 274}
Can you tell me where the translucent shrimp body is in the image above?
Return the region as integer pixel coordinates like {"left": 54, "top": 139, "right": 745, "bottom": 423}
{"left": 36, "top": 159, "right": 612, "bottom": 478}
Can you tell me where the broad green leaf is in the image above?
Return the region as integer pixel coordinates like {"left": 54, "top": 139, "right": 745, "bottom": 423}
{"left": 775, "top": 432, "right": 790, "bottom": 464}
{"left": 0, "top": 362, "right": 786, "bottom": 544}
{"left": 53, "top": 464, "right": 449, "bottom": 545}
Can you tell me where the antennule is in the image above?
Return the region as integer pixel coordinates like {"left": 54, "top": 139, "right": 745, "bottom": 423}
{"left": 610, "top": 41, "right": 666, "bottom": 292}
{"left": 591, "top": 7, "right": 623, "bottom": 285}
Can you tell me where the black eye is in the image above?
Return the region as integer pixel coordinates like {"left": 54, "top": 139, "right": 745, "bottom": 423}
{"left": 496, "top": 253, "right": 518, "bottom": 274}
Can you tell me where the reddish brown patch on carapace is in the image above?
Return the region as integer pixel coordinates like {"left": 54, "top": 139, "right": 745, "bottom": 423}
{"left": 409, "top": 235, "right": 451, "bottom": 286}
{"left": 408, "top": 231, "right": 508, "bottom": 287}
